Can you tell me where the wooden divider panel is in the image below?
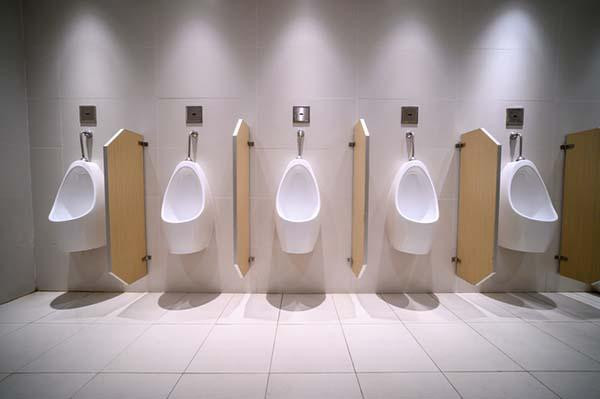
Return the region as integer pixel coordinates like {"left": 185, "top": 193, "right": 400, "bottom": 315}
{"left": 233, "top": 119, "right": 251, "bottom": 277}
{"left": 559, "top": 128, "right": 600, "bottom": 284}
{"left": 104, "top": 129, "right": 148, "bottom": 284}
{"left": 456, "top": 128, "right": 501, "bottom": 286}
{"left": 351, "top": 119, "right": 370, "bottom": 278}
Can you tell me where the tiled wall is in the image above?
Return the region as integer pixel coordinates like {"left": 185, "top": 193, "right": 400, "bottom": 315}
{"left": 0, "top": 0, "right": 35, "bottom": 303}
{"left": 23, "top": 0, "right": 600, "bottom": 293}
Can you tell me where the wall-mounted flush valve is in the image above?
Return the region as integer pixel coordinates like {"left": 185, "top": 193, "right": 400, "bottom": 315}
{"left": 79, "top": 130, "right": 93, "bottom": 161}
{"left": 185, "top": 130, "right": 199, "bottom": 161}
{"left": 509, "top": 132, "right": 525, "bottom": 161}
{"left": 406, "top": 131, "right": 416, "bottom": 161}
{"left": 297, "top": 129, "right": 305, "bottom": 158}
{"left": 293, "top": 106, "right": 310, "bottom": 123}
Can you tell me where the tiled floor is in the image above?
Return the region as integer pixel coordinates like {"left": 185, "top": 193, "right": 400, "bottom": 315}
{"left": 0, "top": 292, "right": 599, "bottom": 398}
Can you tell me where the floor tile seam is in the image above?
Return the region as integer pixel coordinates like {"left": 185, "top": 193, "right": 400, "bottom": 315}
{"left": 521, "top": 292, "right": 591, "bottom": 321}
{"left": 400, "top": 318, "right": 465, "bottom": 399}
{"left": 334, "top": 296, "right": 365, "bottom": 399}
{"left": 66, "top": 370, "right": 98, "bottom": 399}
{"left": 458, "top": 315, "right": 528, "bottom": 373}
{"left": 526, "top": 370, "right": 566, "bottom": 399}
{"left": 13, "top": 323, "right": 87, "bottom": 374}
{"left": 96, "top": 322, "right": 154, "bottom": 374}
{"left": 517, "top": 311, "right": 600, "bottom": 367}
{"left": 264, "top": 293, "right": 284, "bottom": 399}
{"left": 153, "top": 292, "right": 200, "bottom": 324}
{"left": 32, "top": 292, "right": 95, "bottom": 324}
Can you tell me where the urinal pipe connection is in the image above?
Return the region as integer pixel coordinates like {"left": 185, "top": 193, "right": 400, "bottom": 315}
{"left": 406, "top": 131, "right": 416, "bottom": 161}
{"left": 510, "top": 132, "right": 525, "bottom": 161}
{"left": 185, "top": 131, "right": 199, "bottom": 161}
{"left": 297, "top": 129, "right": 305, "bottom": 158}
{"left": 79, "top": 130, "right": 93, "bottom": 162}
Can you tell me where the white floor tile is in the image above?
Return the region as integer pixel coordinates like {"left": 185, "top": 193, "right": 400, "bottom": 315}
{"left": 171, "top": 374, "right": 268, "bottom": 399}
{"left": 0, "top": 323, "right": 25, "bottom": 337}
{"left": 484, "top": 293, "right": 582, "bottom": 322}
{"left": 278, "top": 294, "right": 339, "bottom": 324}
{"left": 104, "top": 292, "right": 185, "bottom": 323}
{"left": 271, "top": 324, "right": 354, "bottom": 372}
{"left": 0, "top": 373, "right": 93, "bottom": 399}
{"left": 218, "top": 293, "right": 281, "bottom": 324}
{"left": 532, "top": 322, "right": 600, "bottom": 362}
{"left": 23, "top": 324, "right": 148, "bottom": 372}
{"left": 187, "top": 324, "right": 276, "bottom": 372}
{"left": 343, "top": 324, "right": 437, "bottom": 372}
{"left": 439, "top": 293, "right": 520, "bottom": 322}
{"left": 0, "top": 291, "right": 87, "bottom": 323}
{"left": 472, "top": 322, "right": 600, "bottom": 371}
{"left": 563, "top": 293, "right": 600, "bottom": 310}
{"left": 157, "top": 293, "right": 232, "bottom": 324}
{"left": 446, "top": 372, "right": 559, "bottom": 398}
{"left": 333, "top": 294, "right": 400, "bottom": 324}
{"left": 0, "top": 374, "right": 8, "bottom": 382}
{"left": 533, "top": 372, "right": 600, "bottom": 399}
{"left": 105, "top": 324, "right": 211, "bottom": 372}
{"left": 37, "top": 293, "right": 146, "bottom": 323}
{"left": 359, "top": 372, "right": 460, "bottom": 399}
{"left": 528, "top": 293, "right": 600, "bottom": 321}
{"left": 0, "top": 323, "right": 83, "bottom": 372}
{"left": 267, "top": 373, "right": 362, "bottom": 399}
{"left": 406, "top": 323, "right": 521, "bottom": 371}
{"left": 73, "top": 373, "right": 179, "bottom": 399}
{"left": 383, "top": 294, "right": 460, "bottom": 323}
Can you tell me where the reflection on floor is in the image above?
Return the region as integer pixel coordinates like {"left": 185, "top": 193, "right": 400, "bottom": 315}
{"left": 1, "top": 291, "right": 599, "bottom": 398}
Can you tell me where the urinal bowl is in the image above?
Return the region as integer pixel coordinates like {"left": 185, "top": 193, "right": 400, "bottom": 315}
{"left": 275, "top": 159, "right": 321, "bottom": 254}
{"left": 386, "top": 160, "right": 439, "bottom": 255}
{"left": 49, "top": 160, "right": 106, "bottom": 252}
{"left": 498, "top": 160, "right": 557, "bottom": 253}
{"left": 161, "top": 161, "right": 213, "bottom": 254}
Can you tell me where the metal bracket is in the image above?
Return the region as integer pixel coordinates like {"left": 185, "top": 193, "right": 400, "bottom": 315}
{"left": 247, "top": 141, "right": 255, "bottom": 147}
{"left": 347, "top": 257, "right": 353, "bottom": 264}
{"left": 455, "top": 142, "right": 465, "bottom": 149}
{"left": 248, "top": 256, "right": 255, "bottom": 263}
{"left": 554, "top": 255, "right": 568, "bottom": 261}
{"left": 142, "top": 255, "right": 152, "bottom": 261}
{"left": 348, "top": 142, "right": 356, "bottom": 148}
{"left": 138, "top": 141, "right": 149, "bottom": 147}
{"left": 560, "top": 144, "right": 574, "bottom": 151}
{"left": 451, "top": 256, "right": 461, "bottom": 263}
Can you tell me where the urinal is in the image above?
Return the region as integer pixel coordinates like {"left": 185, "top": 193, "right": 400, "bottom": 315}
{"left": 161, "top": 131, "right": 213, "bottom": 254}
{"left": 498, "top": 132, "right": 557, "bottom": 252}
{"left": 275, "top": 130, "right": 321, "bottom": 254}
{"left": 386, "top": 132, "right": 439, "bottom": 254}
{"left": 49, "top": 131, "right": 106, "bottom": 252}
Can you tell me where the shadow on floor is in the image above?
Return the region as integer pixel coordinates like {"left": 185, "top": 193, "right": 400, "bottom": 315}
{"left": 378, "top": 293, "right": 441, "bottom": 311}
{"left": 280, "top": 293, "right": 325, "bottom": 312}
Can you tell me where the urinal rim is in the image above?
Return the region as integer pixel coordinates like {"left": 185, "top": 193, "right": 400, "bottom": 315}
{"left": 275, "top": 158, "right": 321, "bottom": 223}
{"left": 161, "top": 160, "right": 209, "bottom": 224}
{"left": 49, "top": 160, "right": 100, "bottom": 222}
{"left": 393, "top": 159, "right": 440, "bottom": 224}
{"left": 505, "top": 159, "right": 558, "bottom": 223}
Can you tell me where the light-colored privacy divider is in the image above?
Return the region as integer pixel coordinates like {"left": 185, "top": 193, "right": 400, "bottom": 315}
{"left": 233, "top": 119, "right": 253, "bottom": 277}
{"left": 103, "top": 129, "right": 149, "bottom": 284}
{"left": 350, "top": 119, "right": 370, "bottom": 278}
{"left": 454, "top": 128, "right": 501, "bottom": 286}
{"left": 558, "top": 128, "right": 600, "bottom": 284}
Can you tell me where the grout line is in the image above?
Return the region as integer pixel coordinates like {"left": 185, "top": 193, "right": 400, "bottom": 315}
{"left": 332, "top": 294, "right": 365, "bottom": 399}
{"left": 166, "top": 293, "right": 236, "bottom": 399}
{"left": 263, "top": 293, "right": 283, "bottom": 399}
{"left": 397, "top": 294, "right": 465, "bottom": 399}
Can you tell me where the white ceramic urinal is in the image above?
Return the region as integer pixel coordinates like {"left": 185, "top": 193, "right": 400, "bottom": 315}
{"left": 498, "top": 133, "right": 557, "bottom": 252}
{"left": 275, "top": 130, "right": 321, "bottom": 254}
{"left": 49, "top": 131, "right": 106, "bottom": 252}
{"left": 161, "top": 131, "right": 213, "bottom": 254}
{"left": 386, "top": 132, "right": 439, "bottom": 254}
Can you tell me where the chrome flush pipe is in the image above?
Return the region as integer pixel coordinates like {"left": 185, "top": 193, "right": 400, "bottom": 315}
{"left": 297, "top": 129, "right": 305, "bottom": 158}
{"left": 406, "top": 131, "right": 416, "bottom": 161}
{"left": 186, "top": 130, "right": 199, "bottom": 161}
{"left": 510, "top": 132, "right": 524, "bottom": 161}
{"left": 79, "top": 130, "right": 93, "bottom": 162}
